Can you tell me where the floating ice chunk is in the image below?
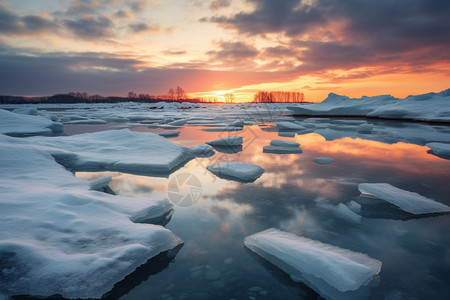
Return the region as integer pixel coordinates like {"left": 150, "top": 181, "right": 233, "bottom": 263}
{"left": 0, "top": 137, "right": 182, "bottom": 298}
{"left": 88, "top": 176, "right": 112, "bottom": 191}
{"left": 335, "top": 203, "right": 362, "bottom": 223}
{"left": 207, "top": 162, "right": 264, "bottom": 182}
{"left": 211, "top": 144, "right": 243, "bottom": 154}
{"left": 263, "top": 145, "right": 303, "bottom": 154}
{"left": 0, "top": 109, "right": 63, "bottom": 136}
{"left": 316, "top": 198, "right": 361, "bottom": 224}
{"left": 202, "top": 126, "right": 243, "bottom": 132}
{"left": 277, "top": 121, "right": 305, "bottom": 130}
{"left": 230, "top": 120, "right": 245, "bottom": 127}
{"left": 270, "top": 139, "right": 300, "bottom": 148}
{"left": 357, "top": 123, "right": 374, "bottom": 133}
{"left": 27, "top": 129, "right": 207, "bottom": 176}
{"left": 278, "top": 131, "right": 296, "bottom": 137}
{"left": 158, "top": 131, "right": 180, "bottom": 138}
{"left": 314, "top": 157, "right": 334, "bottom": 164}
{"left": 347, "top": 201, "right": 361, "bottom": 213}
{"left": 358, "top": 183, "right": 450, "bottom": 214}
{"left": 64, "top": 119, "right": 107, "bottom": 124}
{"left": 206, "top": 136, "right": 243, "bottom": 146}
{"left": 185, "top": 144, "right": 215, "bottom": 157}
{"left": 244, "top": 228, "right": 381, "bottom": 295}
{"left": 12, "top": 107, "right": 38, "bottom": 115}
{"left": 426, "top": 142, "right": 450, "bottom": 156}
{"left": 167, "top": 119, "right": 188, "bottom": 126}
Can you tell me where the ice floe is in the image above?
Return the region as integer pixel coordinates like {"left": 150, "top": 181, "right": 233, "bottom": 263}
{"left": 314, "top": 157, "right": 334, "bottom": 164}
{"left": 244, "top": 228, "right": 381, "bottom": 298}
{"left": 358, "top": 183, "right": 450, "bottom": 215}
{"left": 263, "top": 145, "right": 303, "bottom": 154}
{"left": 263, "top": 139, "right": 302, "bottom": 154}
{"left": 0, "top": 135, "right": 182, "bottom": 298}
{"left": 158, "top": 130, "right": 181, "bottom": 138}
{"left": 0, "top": 109, "right": 63, "bottom": 136}
{"left": 206, "top": 162, "right": 265, "bottom": 182}
{"left": 276, "top": 121, "right": 305, "bottom": 131}
{"left": 206, "top": 136, "right": 243, "bottom": 146}
{"left": 426, "top": 142, "right": 450, "bottom": 157}
{"left": 288, "top": 89, "right": 450, "bottom": 122}
{"left": 25, "top": 129, "right": 210, "bottom": 176}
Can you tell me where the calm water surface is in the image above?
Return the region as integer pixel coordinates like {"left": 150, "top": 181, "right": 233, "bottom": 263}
{"left": 74, "top": 121, "right": 450, "bottom": 300}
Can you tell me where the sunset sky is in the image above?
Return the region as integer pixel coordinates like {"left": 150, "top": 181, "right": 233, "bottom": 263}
{"left": 0, "top": 0, "right": 449, "bottom": 102}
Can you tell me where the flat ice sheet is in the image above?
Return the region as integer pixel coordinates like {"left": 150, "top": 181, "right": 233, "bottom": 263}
{"left": 26, "top": 129, "right": 203, "bottom": 175}
{"left": 206, "top": 136, "right": 243, "bottom": 146}
{"left": 0, "top": 134, "right": 182, "bottom": 298}
{"left": 206, "top": 162, "right": 264, "bottom": 182}
{"left": 244, "top": 228, "right": 381, "bottom": 294}
{"left": 0, "top": 109, "right": 63, "bottom": 136}
{"left": 358, "top": 183, "right": 450, "bottom": 214}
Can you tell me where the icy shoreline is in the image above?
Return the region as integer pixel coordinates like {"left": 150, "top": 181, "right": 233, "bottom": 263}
{"left": 288, "top": 89, "right": 450, "bottom": 123}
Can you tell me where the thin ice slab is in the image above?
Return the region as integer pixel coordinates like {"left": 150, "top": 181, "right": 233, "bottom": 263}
{"left": 26, "top": 129, "right": 206, "bottom": 176}
{"left": 244, "top": 228, "right": 381, "bottom": 299}
{"left": 358, "top": 183, "right": 450, "bottom": 215}
{"left": 206, "top": 136, "right": 243, "bottom": 146}
{"left": 207, "top": 162, "right": 264, "bottom": 182}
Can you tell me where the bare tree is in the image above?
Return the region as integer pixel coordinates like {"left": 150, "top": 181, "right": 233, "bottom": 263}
{"left": 167, "top": 88, "right": 175, "bottom": 101}
{"left": 175, "top": 86, "right": 185, "bottom": 100}
{"left": 224, "top": 92, "right": 235, "bottom": 103}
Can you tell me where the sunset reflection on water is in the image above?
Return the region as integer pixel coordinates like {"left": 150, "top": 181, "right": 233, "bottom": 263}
{"left": 77, "top": 123, "right": 450, "bottom": 299}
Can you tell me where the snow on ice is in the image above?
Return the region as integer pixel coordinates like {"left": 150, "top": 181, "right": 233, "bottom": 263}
{"left": 358, "top": 183, "right": 450, "bottom": 215}
{"left": 244, "top": 228, "right": 381, "bottom": 299}
{"left": 0, "top": 134, "right": 182, "bottom": 298}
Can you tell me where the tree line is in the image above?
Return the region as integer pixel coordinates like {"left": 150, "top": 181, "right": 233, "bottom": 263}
{"left": 253, "top": 90, "right": 305, "bottom": 103}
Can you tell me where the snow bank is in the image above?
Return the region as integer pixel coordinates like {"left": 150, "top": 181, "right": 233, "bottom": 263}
{"left": 0, "top": 109, "right": 63, "bottom": 136}
{"left": 206, "top": 136, "right": 243, "bottom": 146}
{"left": 206, "top": 162, "right": 264, "bottom": 182}
{"left": 26, "top": 129, "right": 207, "bottom": 176}
{"left": 358, "top": 183, "right": 450, "bottom": 214}
{"left": 244, "top": 228, "right": 381, "bottom": 297}
{"left": 0, "top": 135, "right": 182, "bottom": 298}
{"left": 288, "top": 89, "right": 450, "bottom": 122}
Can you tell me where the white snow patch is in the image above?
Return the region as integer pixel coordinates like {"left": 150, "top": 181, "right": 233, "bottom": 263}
{"left": 244, "top": 228, "right": 381, "bottom": 294}
{"left": 358, "top": 183, "right": 450, "bottom": 214}
{"left": 0, "top": 109, "right": 63, "bottom": 136}
{"left": 0, "top": 135, "right": 182, "bottom": 298}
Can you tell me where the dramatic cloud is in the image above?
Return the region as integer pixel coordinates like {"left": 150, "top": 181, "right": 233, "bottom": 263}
{"left": 64, "top": 16, "right": 113, "bottom": 39}
{"left": 207, "top": 0, "right": 450, "bottom": 73}
{"left": 207, "top": 41, "right": 258, "bottom": 68}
